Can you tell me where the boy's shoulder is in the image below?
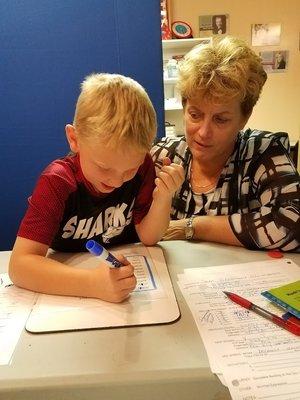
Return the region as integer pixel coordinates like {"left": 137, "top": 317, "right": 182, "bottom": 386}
{"left": 137, "top": 153, "right": 155, "bottom": 176}
{"left": 38, "top": 154, "right": 80, "bottom": 193}
{"left": 43, "top": 153, "right": 77, "bottom": 175}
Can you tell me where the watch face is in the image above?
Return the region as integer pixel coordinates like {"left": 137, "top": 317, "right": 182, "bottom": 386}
{"left": 185, "top": 225, "right": 194, "bottom": 240}
{"left": 185, "top": 216, "right": 195, "bottom": 239}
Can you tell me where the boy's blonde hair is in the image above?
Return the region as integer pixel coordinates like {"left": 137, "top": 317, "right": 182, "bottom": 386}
{"left": 178, "top": 36, "right": 267, "bottom": 116}
{"left": 74, "top": 73, "right": 157, "bottom": 151}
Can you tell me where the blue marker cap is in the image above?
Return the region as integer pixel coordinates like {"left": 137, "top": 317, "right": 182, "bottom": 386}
{"left": 85, "top": 240, "right": 123, "bottom": 268}
{"left": 86, "top": 240, "right": 104, "bottom": 257}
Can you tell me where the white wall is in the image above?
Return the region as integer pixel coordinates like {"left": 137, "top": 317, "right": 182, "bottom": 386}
{"left": 170, "top": 0, "right": 300, "bottom": 166}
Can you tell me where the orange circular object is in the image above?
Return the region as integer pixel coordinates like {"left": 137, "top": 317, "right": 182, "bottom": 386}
{"left": 267, "top": 250, "right": 283, "bottom": 258}
{"left": 171, "top": 21, "right": 193, "bottom": 39}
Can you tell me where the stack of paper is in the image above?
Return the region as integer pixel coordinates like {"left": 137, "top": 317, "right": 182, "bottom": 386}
{"left": 0, "top": 274, "right": 37, "bottom": 365}
{"left": 177, "top": 259, "right": 300, "bottom": 400}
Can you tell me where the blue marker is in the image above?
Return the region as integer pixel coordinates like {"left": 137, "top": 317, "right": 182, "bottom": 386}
{"left": 86, "top": 240, "right": 123, "bottom": 268}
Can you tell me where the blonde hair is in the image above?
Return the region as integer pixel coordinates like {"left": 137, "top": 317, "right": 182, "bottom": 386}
{"left": 73, "top": 73, "right": 157, "bottom": 151}
{"left": 178, "top": 36, "right": 267, "bottom": 116}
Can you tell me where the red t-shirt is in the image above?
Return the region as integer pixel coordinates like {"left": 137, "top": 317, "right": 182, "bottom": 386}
{"left": 18, "top": 153, "right": 155, "bottom": 251}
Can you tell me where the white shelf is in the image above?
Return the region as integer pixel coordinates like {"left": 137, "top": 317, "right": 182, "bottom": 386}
{"left": 164, "top": 77, "right": 178, "bottom": 85}
{"left": 162, "top": 37, "right": 211, "bottom": 50}
{"left": 164, "top": 99, "right": 183, "bottom": 111}
{"left": 162, "top": 38, "right": 211, "bottom": 134}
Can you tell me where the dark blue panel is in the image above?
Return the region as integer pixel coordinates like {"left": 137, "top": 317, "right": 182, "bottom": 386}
{"left": 115, "top": 0, "right": 165, "bottom": 137}
{"left": 0, "top": 0, "right": 163, "bottom": 249}
{"left": 0, "top": 1, "right": 117, "bottom": 51}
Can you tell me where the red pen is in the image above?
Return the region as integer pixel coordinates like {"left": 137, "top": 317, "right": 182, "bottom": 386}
{"left": 223, "top": 291, "right": 300, "bottom": 336}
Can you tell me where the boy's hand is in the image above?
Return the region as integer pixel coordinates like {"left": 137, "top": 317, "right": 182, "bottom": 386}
{"left": 90, "top": 254, "right": 137, "bottom": 303}
{"left": 153, "top": 157, "right": 184, "bottom": 201}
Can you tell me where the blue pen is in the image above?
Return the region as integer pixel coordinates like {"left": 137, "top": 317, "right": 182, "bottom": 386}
{"left": 85, "top": 240, "right": 123, "bottom": 268}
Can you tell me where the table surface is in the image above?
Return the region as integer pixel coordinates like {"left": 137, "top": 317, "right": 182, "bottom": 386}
{"left": 1, "top": 242, "right": 299, "bottom": 400}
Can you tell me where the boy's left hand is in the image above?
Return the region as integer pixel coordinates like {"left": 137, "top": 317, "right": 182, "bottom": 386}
{"left": 153, "top": 157, "right": 184, "bottom": 201}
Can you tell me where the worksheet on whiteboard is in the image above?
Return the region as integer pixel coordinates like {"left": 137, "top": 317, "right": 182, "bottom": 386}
{"left": 125, "top": 254, "right": 157, "bottom": 292}
{"left": 25, "top": 244, "right": 180, "bottom": 333}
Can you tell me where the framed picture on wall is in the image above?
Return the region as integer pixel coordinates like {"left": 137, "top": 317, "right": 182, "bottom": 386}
{"left": 252, "top": 23, "right": 281, "bottom": 46}
{"left": 199, "top": 14, "right": 229, "bottom": 37}
{"left": 259, "top": 50, "right": 288, "bottom": 72}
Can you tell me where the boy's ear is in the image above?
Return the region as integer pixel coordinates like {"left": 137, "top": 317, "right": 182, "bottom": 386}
{"left": 65, "top": 124, "right": 79, "bottom": 153}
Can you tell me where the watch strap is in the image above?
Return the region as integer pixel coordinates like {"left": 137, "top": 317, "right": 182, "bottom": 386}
{"left": 185, "top": 215, "right": 195, "bottom": 240}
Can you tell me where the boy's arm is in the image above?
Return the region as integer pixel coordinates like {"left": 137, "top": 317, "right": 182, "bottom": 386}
{"left": 9, "top": 237, "right": 136, "bottom": 303}
{"left": 135, "top": 159, "right": 184, "bottom": 245}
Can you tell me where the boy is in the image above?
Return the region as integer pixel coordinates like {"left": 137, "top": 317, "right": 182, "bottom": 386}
{"left": 9, "top": 73, "right": 184, "bottom": 303}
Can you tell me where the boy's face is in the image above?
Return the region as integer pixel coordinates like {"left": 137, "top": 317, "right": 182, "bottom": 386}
{"left": 66, "top": 125, "right": 146, "bottom": 194}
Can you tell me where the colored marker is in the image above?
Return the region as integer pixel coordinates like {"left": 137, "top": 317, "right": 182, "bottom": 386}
{"left": 223, "top": 291, "right": 300, "bottom": 336}
{"left": 86, "top": 240, "right": 123, "bottom": 268}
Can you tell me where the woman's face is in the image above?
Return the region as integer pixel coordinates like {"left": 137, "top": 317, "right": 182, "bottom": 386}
{"left": 184, "top": 96, "right": 249, "bottom": 164}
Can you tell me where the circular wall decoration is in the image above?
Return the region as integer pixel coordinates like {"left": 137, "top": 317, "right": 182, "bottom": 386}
{"left": 171, "top": 21, "right": 193, "bottom": 39}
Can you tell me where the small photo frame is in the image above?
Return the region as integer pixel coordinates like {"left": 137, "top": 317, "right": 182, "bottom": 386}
{"left": 251, "top": 23, "right": 281, "bottom": 46}
{"left": 199, "top": 14, "right": 229, "bottom": 37}
{"left": 259, "top": 50, "right": 288, "bottom": 73}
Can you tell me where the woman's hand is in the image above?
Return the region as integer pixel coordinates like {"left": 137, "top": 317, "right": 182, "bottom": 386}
{"left": 162, "top": 219, "right": 188, "bottom": 240}
{"left": 153, "top": 157, "right": 184, "bottom": 203}
{"left": 135, "top": 157, "right": 184, "bottom": 246}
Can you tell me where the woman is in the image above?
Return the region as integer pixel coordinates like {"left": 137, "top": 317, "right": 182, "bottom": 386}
{"left": 151, "top": 37, "right": 299, "bottom": 251}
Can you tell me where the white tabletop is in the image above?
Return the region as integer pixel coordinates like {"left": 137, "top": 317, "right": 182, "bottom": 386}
{"left": 1, "top": 243, "right": 299, "bottom": 400}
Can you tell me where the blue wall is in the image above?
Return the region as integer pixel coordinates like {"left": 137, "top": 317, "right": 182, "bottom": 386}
{"left": 0, "top": 0, "right": 164, "bottom": 250}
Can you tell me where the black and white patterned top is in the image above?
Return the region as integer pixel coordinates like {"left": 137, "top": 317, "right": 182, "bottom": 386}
{"left": 151, "top": 129, "right": 300, "bottom": 251}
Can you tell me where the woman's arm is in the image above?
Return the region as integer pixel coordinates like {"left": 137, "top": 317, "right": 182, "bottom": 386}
{"left": 229, "top": 141, "right": 299, "bottom": 251}
{"left": 135, "top": 159, "right": 184, "bottom": 245}
{"left": 9, "top": 237, "right": 136, "bottom": 303}
{"left": 162, "top": 216, "right": 242, "bottom": 246}
{"left": 163, "top": 140, "right": 299, "bottom": 251}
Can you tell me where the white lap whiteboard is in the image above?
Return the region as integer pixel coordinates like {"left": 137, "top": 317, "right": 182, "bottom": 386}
{"left": 25, "top": 244, "right": 180, "bottom": 333}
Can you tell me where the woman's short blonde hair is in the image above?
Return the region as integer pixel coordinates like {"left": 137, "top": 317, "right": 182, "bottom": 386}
{"left": 178, "top": 36, "right": 267, "bottom": 116}
{"left": 74, "top": 73, "right": 157, "bottom": 151}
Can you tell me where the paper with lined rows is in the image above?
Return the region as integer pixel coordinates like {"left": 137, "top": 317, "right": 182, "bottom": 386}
{"left": 178, "top": 258, "right": 300, "bottom": 399}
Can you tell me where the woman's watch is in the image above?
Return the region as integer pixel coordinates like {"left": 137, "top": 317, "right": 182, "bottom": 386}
{"left": 185, "top": 216, "right": 195, "bottom": 240}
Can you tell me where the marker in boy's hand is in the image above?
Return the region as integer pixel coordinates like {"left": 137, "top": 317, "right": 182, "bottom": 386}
{"left": 153, "top": 156, "right": 184, "bottom": 201}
